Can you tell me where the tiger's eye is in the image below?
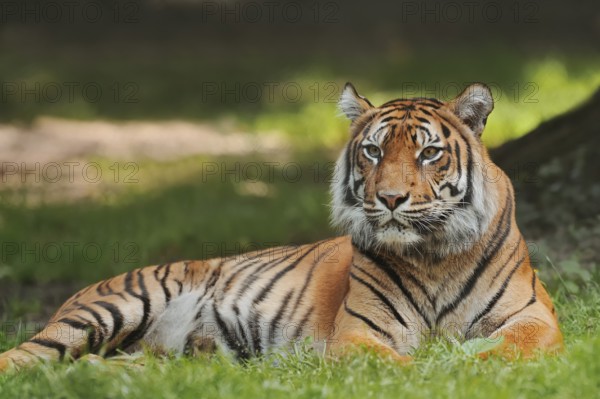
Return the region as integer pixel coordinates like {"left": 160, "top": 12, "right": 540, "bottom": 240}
{"left": 421, "top": 147, "right": 441, "bottom": 160}
{"left": 364, "top": 145, "right": 381, "bottom": 159}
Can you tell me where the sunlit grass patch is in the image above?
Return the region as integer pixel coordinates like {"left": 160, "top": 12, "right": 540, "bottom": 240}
{"left": 0, "top": 285, "right": 598, "bottom": 399}
{"left": 250, "top": 56, "right": 600, "bottom": 148}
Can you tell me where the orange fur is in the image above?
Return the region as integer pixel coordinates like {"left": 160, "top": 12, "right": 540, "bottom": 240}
{"left": 0, "top": 83, "right": 562, "bottom": 372}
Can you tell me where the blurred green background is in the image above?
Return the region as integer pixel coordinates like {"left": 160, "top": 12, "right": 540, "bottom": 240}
{"left": 0, "top": 0, "right": 598, "bottom": 318}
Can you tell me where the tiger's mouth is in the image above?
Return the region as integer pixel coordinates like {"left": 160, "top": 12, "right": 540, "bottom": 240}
{"left": 367, "top": 205, "right": 454, "bottom": 247}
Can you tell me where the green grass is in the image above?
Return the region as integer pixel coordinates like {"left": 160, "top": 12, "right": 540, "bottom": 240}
{"left": 0, "top": 154, "right": 335, "bottom": 283}
{"left": 2, "top": 44, "right": 599, "bottom": 148}
{"left": 0, "top": 286, "right": 598, "bottom": 399}
{"left": 0, "top": 151, "right": 598, "bottom": 398}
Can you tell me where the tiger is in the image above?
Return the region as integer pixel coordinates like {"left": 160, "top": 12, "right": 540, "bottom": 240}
{"left": 0, "top": 82, "right": 563, "bottom": 372}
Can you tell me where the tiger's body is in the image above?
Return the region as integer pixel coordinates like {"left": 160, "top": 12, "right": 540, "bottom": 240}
{"left": 0, "top": 83, "right": 562, "bottom": 371}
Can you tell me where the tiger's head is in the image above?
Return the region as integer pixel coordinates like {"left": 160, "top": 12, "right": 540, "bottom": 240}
{"left": 331, "top": 83, "right": 503, "bottom": 257}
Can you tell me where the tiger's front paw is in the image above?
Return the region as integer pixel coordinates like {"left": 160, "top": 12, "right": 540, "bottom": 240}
{"left": 329, "top": 334, "right": 412, "bottom": 364}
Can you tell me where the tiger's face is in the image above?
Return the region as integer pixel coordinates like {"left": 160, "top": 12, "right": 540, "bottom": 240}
{"left": 331, "top": 83, "right": 500, "bottom": 256}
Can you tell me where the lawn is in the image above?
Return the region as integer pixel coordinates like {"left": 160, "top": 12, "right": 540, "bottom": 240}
{"left": 1, "top": 32, "right": 599, "bottom": 399}
{"left": 0, "top": 287, "right": 598, "bottom": 399}
{"left": 0, "top": 150, "right": 599, "bottom": 398}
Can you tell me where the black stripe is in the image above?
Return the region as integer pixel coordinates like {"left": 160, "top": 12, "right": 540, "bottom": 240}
{"left": 377, "top": 108, "right": 402, "bottom": 118}
{"left": 95, "top": 280, "right": 108, "bottom": 296}
{"left": 527, "top": 271, "right": 537, "bottom": 306}
{"left": 252, "top": 243, "right": 322, "bottom": 305}
{"left": 399, "top": 268, "right": 435, "bottom": 308}
{"left": 451, "top": 118, "right": 472, "bottom": 205}
{"left": 249, "top": 317, "right": 262, "bottom": 355}
{"left": 235, "top": 319, "right": 250, "bottom": 355}
{"left": 175, "top": 279, "right": 183, "bottom": 295}
{"left": 344, "top": 142, "right": 360, "bottom": 206}
{"left": 351, "top": 263, "right": 381, "bottom": 287}
{"left": 292, "top": 306, "right": 315, "bottom": 340}
{"left": 75, "top": 315, "right": 99, "bottom": 353}
{"left": 29, "top": 338, "right": 66, "bottom": 360}
{"left": 436, "top": 192, "right": 513, "bottom": 323}
{"left": 436, "top": 112, "right": 474, "bottom": 207}
{"left": 95, "top": 279, "right": 126, "bottom": 301}
{"left": 467, "top": 255, "right": 527, "bottom": 334}
{"left": 205, "top": 266, "right": 221, "bottom": 289}
{"left": 58, "top": 317, "right": 88, "bottom": 331}
{"left": 438, "top": 142, "right": 463, "bottom": 197}
{"left": 379, "top": 116, "right": 404, "bottom": 125}
{"left": 438, "top": 154, "right": 452, "bottom": 172}
{"left": 222, "top": 258, "right": 263, "bottom": 292}
{"left": 226, "top": 250, "right": 272, "bottom": 276}
{"left": 489, "top": 241, "right": 521, "bottom": 287}
{"left": 213, "top": 303, "right": 248, "bottom": 360}
{"left": 494, "top": 299, "right": 537, "bottom": 332}
{"left": 268, "top": 290, "right": 294, "bottom": 344}
{"left": 233, "top": 251, "right": 297, "bottom": 303}
{"left": 350, "top": 271, "right": 407, "bottom": 328}
{"left": 154, "top": 264, "right": 172, "bottom": 304}
{"left": 439, "top": 181, "right": 462, "bottom": 197}
{"left": 343, "top": 302, "right": 393, "bottom": 341}
{"left": 120, "top": 270, "right": 152, "bottom": 350}
{"left": 441, "top": 123, "right": 451, "bottom": 138}
{"left": 72, "top": 284, "right": 94, "bottom": 300}
{"left": 194, "top": 302, "right": 206, "bottom": 321}
{"left": 228, "top": 249, "right": 270, "bottom": 273}
{"left": 78, "top": 304, "right": 109, "bottom": 337}
{"left": 363, "top": 250, "right": 432, "bottom": 329}
{"left": 58, "top": 317, "right": 101, "bottom": 352}
{"left": 454, "top": 141, "right": 462, "bottom": 183}
{"left": 370, "top": 123, "right": 390, "bottom": 138}
{"left": 462, "top": 140, "right": 474, "bottom": 206}
{"left": 359, "top": 119, "right": 374, "bottom": 138}
{"left": 289, "top": 240, "right": 336, "bottom": 315}
{"left": 93, "top": 300, "right": 124, "bottom": 342}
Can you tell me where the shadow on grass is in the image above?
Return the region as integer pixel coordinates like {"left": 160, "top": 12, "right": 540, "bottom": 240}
{"left": 0, "top": 155, "right": 335, "bottom": 285}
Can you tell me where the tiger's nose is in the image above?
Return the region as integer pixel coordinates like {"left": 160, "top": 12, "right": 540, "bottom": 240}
{"left": 376, "top": 191, "right": 410, "bottom": 211}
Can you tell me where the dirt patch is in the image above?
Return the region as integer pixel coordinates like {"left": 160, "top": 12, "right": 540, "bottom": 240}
{"left": 0, "top": 117, "right": 290, "bottom": 202}
{"left": 0, "top": 117, "right": 288, "bottom": 165}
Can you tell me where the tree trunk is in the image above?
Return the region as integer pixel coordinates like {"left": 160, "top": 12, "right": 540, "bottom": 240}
{"left": 490, "top": 88, "right": 600, "bottom": 272}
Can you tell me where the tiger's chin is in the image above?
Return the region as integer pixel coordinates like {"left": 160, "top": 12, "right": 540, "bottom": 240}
{"left": 373, "top": 224, "right": 424, "bottom": 251}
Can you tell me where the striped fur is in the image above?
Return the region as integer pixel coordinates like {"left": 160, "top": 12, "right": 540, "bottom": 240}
{"left": 0, "top": 83, "right": 562, "bottom": 371}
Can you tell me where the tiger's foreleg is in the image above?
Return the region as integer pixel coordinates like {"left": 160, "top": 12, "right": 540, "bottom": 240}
{"left": 481, "top": 301, "right": 563, "bottom": 359}
{"left": 0, "top": 261, "right": 210, "bottom": 372}
{"left": 328, "top": 303, "right": 413, "bottom": 364}
{"left": 327, "top": 332, "right": 412, "bottom": 363}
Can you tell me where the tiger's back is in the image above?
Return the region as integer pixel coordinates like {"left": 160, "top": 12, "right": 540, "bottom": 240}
{"left": 0, "top": 238, "right": 352, "bottom": 368}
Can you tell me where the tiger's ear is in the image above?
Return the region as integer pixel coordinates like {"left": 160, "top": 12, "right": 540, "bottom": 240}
{"left": 449, "top": 83, "right": 494, "bottom": 137}
{"left": 338, "top": 82, "right": 373, "bottom": 122}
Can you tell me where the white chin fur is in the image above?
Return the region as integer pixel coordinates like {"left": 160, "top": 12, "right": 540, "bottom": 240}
{"left": 375, "top": 227, "right": 422, "bottom": 247}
